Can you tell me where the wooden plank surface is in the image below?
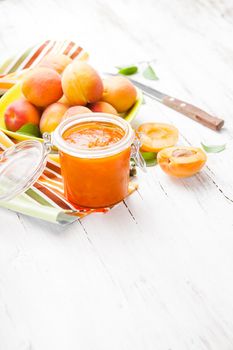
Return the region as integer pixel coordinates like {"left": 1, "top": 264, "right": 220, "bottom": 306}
{"left": 0, "top": 0, "right": 233, "bottom": 349}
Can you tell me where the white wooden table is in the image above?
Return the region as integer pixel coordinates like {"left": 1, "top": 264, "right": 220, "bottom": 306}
{"left": 1, "top": 1, "right": 233, "bottom": 349}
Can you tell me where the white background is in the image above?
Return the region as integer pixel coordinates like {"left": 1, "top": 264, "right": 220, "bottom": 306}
{"left": 0, "top": 0, "right": 233, "bottom": 349}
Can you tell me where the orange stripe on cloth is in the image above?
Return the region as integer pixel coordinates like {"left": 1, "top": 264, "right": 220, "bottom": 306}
{"left": 30, "top": 41, "right": 59, "bottom": 66}
{"left": 22, "top": 40, "right": 52, "bottom": 69}
{"left": 0, "top": 81, "right": 15, "bottom": 90}
{"left": 46, "top": 160, "right": 61, "bottom": 175}
{"left": 11, "top": 42, "right": 50, "bottom": 73}
{"left": 37, "top": 178, "right": 67, "bottom": 200}
{"left": 44, "top": 167, "right": 62, "bottom": 180}
{"left": 34, "top": 40, "right": 72, "bottom": 65}
{"left": 63, "top": 41, "right": 76, "bottom": 55}
{"left": 39, "top": 174, "right": 64, "bottom": 192}
{"left": 37, "top": 176, "right": 97, "bottom": 214}
{"left": 70, "top": 46, "right": 83, "bottom": 59}
{"left": 34, "top": 181, "right": 75, "bottom": 210}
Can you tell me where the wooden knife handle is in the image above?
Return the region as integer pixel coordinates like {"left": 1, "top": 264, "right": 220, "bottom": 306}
{"left": 163, "top": 96, "right": 224, "bottom": 131}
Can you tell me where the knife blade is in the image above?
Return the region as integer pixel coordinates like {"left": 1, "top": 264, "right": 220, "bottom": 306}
{"left": 104, "top": 73, "right": 224, "bottom": 131}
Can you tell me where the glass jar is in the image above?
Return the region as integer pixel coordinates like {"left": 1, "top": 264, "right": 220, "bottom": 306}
{"left": 0, "top": 113, "right": 145, "bottom": 207}
{"left": 52, "top": 113, "right": 143, "bottom": 208}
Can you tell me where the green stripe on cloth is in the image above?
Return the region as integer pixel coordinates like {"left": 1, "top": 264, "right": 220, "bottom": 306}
{"left": 26, "top": 188, "right": 55, "bottom": 207}
{"left": 0, "top": 191, "right": 76, "bottom": 224}
{"left": 0, "top": 46, "right": 33, "bottom": 74}
{"left": 8, "top": 46, "right": 34, "bottom": 73}
{"left": 0, "top": 57, "right": 13, "bottom": 75}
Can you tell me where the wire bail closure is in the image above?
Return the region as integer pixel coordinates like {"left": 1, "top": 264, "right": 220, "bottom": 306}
{"left": 131, "top": 138, "right": 146, "bottom": 172}
{"left": 43, "top": 132, "right": 53, "bottom": 154}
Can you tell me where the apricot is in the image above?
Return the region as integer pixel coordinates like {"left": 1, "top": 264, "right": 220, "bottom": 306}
{"left": 137, "top": 122, "right": 179, "bottom": 152}
{"left": 102, "top": 76, "right": 137, "bottom": 113}
{"left": 88, "top": 101, "right": 118, "bottom": 115}
{"left": 58, "top": 94, "right": 70, "bottom": 106}
{"left": 62, "top": 106, "right": 92, "bottom": 120}
{"left": 22, "top": 67, "right": 63, "bottom": 107}
{"left": 157, "top": 146, "right": 207, "bottom": 178}
{"left": 62, "top": 61, "right": 103, "bottom": 105}
{"left": 38, "top": 54, "right": 72, "bottom": 74}
{"left": 4, "top": 98, "right": 40, "bottom": 132}
{"left": 40, "top": 102, "right": 68, "bottom": 134}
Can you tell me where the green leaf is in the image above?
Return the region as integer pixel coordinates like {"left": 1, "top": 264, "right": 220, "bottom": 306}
{"left": 201, "top": 142, "right": 226, "bottom": 153}
{"left": 141, "top": 152, "right": 157, "bottom": 167}
{"left": 17, "top": 123, "right": 41, "bottom": 138}
{"left": 117, "top": 65, "right": 138, "bottom": 76}
{"left": 143, "top": 64, "right": 159, "bottom": 80}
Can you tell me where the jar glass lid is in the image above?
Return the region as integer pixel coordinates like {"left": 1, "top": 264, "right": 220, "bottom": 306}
{"left": 0, "top": 140, "right": 48, "bottom": 201}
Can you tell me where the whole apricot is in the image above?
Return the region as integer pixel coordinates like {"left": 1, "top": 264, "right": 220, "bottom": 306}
{"left": 40, "top": 102, "right": 68, "bottom": 134}
{"left": 157, "top": 146, "right": 207, "bottom": 178}
{"left": 102, "top": 76, "right": 137, "bottom": 113}
{"left": 38, "top": 54, "right": 72, "bottom": 74}
{"left": 4, "top": 98, "right": 40, "bottom": 132}
{"left": 62, "top": 61, "right": 103, "bottom": 106}
{"left": 62, "top": 106, "right": 92, "bottom": 120}
{"left": 22, "top": 67, "right": 63, "bottom": 107}
{"left": 58, "top": 94, "right": 70, "bottom": 106}
{"left": 137, "top": 122, "right": 179, "bottom": 152}
{"left": 88, "top": 101, "right": 118, "bottom": 115}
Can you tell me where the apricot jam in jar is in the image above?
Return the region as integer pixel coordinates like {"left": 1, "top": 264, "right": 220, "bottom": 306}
{"left": 53, "top": 113, "right": 136, "bottom": 208}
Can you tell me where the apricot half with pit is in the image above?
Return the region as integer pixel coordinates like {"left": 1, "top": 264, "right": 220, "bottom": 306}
{"left": 157, "top": 146, "right": 207, "bottom": 178}
{"left": 137, "top": 122, "right": 179, "bottom": 152}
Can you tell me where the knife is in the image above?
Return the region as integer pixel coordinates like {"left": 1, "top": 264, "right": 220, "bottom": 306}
{"left": 105, "top": 73, "right": 224, "bottom": 131}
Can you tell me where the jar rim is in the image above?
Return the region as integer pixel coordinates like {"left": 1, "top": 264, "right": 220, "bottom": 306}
{"left": 52, "top": 113, "right": 135, "bottom": 158}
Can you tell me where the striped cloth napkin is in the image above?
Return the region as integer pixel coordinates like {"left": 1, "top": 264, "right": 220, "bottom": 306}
{"left": 0, "top": 40, "right": 137, "bottom": 224}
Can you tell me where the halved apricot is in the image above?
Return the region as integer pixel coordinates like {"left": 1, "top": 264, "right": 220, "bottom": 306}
{"left": 137, "top": 122, "right": 179, "bottom": 152}
{"left": 157, "top": 146, "right": 207, "bottom": 178}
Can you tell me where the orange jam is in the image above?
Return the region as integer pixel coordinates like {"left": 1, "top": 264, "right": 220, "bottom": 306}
{"left": 59, "top": 119, "right": 132, "bottom": 208}
{"left": 63, "top": 121, "right": 124, "bottom": 149}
